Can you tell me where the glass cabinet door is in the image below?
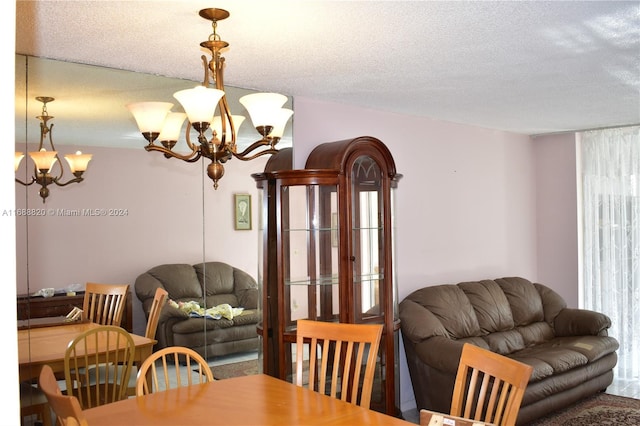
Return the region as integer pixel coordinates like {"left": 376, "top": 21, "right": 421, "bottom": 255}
{"left": 282, "top": 183, "right": 340, "bottom": 331}
{"left": 350, "top": 155, "right": 385, "bottom": 322}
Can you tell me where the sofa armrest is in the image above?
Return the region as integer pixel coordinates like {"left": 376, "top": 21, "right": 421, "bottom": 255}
{"left": 232, "top": 268, "right": 259, "bottom": 309}
{"left": 399, "top": 299, "right": 449, "bottom": 343}
{"left": 158, "top": 305, "right": 189, "bottom": 323}
{"left": 413, "top": 336, "right": 465, "bottom": 374}
{"left": 554, "top": 308, "right": 612, "bottom": 337}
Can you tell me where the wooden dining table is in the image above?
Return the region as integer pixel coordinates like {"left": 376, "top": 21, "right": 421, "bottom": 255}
{"left": 82, "top": 374, "right": 415, "bottom": 425}
{"left": 18, "top": 321, "right": 156, "bottom": 382}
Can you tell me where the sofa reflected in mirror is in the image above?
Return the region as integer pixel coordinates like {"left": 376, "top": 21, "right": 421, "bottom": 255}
{"left": 135, "top": 261, "right": 259, "bottom": 359}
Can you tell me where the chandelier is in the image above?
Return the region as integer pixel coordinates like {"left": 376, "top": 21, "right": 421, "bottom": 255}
{"left": 127, "top": 8, "right": 293, "bottom": 190}
{"left": 15, "top": 96, "right": 93, "bottom": 202}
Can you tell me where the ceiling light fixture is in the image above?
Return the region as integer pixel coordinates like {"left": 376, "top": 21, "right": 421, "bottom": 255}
{"left": 127, "top": 8, "right": 293, "bottom": 190}
{"left": 15, "top": 96, "right": 93, "bottom": 202}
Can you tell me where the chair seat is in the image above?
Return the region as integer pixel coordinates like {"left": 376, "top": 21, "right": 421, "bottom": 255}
{"left": 85, "top": 363, "right": 138, "bottom": 395}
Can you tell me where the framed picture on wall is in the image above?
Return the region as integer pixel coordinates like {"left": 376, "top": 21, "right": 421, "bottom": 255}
{"left": 234, "top": 194, "right": 251, "bottom": 230}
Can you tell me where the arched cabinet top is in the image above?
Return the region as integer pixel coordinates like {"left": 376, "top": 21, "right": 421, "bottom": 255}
{"left": 304, "top": 136, "right": 398, "bottom": 179}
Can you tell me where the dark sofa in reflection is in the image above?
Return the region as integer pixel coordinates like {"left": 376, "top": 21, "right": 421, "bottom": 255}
{"left": 135, "top": 261, "right": 259, "bottom": 359}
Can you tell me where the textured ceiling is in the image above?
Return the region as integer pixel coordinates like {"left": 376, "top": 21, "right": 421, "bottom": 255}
{"left": 15, "top": 0, "right": 640, "bottom": 136}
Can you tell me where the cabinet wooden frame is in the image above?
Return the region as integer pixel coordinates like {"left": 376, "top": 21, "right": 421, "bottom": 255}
{"left": 253, "top": 137, "right": 402, "bottom": 416}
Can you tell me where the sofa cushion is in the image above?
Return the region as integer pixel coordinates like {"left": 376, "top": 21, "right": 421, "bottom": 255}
{"left": 549, "top": 336, "right": 620, "bottom": 363}
{"left": 172, "top": 317, "right": 234, "bottom": 334}
{"left": 169, "top": 308, "right": 260, "bottom": 334}
{"left": 495, "top": 277, "right": 544, "bottom": 326}
{"left": 517, "top": 322, "right": 555, "bottom": 346}
{"left": 147, "top": 264, "right": 203, "bottom": 299}
{"left": 231, "top": 310, "right": 260, "bottom": 326}
{"left": 459, "top": 280, "right": 514, "bottom": 333}
{"left": 194, "top": 262, "right": 236, "bottom": 296}
{"left": 483, "top": 330, "right": 525, "bottom": 355}
{"left": 534, "top": 282, "right": 567, "bottom": 324}
{"left": 407, "top": 285, "right": 482, "bottom": 339}
{"left": 234, "top": 268, "right": 259, "bottom": 309}
{"left": 205, "top": 294, "right": 240, "bottom": 308}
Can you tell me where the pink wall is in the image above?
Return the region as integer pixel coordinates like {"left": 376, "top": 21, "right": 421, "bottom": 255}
{"left": 533, "top": 133, "right": 579, "bottom": 306}
{"left": 293, "top": 97, "right": 538, "bottom": 296}
{"left": 292, "top": 97, "right": 546, "bottom": 411}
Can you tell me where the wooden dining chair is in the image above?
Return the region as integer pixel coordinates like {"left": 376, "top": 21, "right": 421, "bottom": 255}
{"left": 64, "top": 325, "right": 135, "bottom": 409}
{"left": 135, "top": 346, "right": 214, "bottom": 396}
{"left": 450, "top": 343, "right": 533, "bottom": 426}
{"left": 119, "top": 287, "right": 168, "bottom": 396}
{"left": 82, "top": 282, "right": 129, "bottom": 327}
{"left": 144, "top": 287, "right": 169, "bottom": 340}
{"left": 294, "top": 319, "right": 383, "bottom": 409}
{"left": 38, "top": 364, "right": 88, "bottom": 426}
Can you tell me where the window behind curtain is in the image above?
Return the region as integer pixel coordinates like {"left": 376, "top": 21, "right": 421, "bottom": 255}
{"left": 579, "top": 125, "right": 639, "bottom": 382}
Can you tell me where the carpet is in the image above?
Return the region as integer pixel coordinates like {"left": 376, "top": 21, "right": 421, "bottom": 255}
{"left": 527, "top": 393, "right": 640, "bottom": 425}
{"left": 210, "top": 359, "right": 259, "bottom": 379}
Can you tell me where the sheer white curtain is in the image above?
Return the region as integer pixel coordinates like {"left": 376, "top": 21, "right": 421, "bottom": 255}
{"left": 579, "top": 125, "right": 640, "bottom": 382}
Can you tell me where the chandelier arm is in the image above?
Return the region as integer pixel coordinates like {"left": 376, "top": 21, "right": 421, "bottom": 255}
{"left": 41, "top": 121, "right": 67, "bottom": 182}
{"left": 50, "top": 153, "right": 66, "bottom": 181}
{"left": 233, "top": 138, "right": 276, "bottom": 158}
{"left": 216, "top": 96, "right": 236, "bottom": 151}
{"left": 144, "top": 144, "right": 202, "bottom": 162}
{"left": 232, "top": 147, "right": 280, "bottom": 162}
{"left": 51, "top": 176, "right": 84, "bottom": 187}
{"left": 184, "top": 123, "right": 197, "bottom": 151}
{"left": 15, "top": 177, "right": 36, "bottom": 186}
{"left": 201, "top": 55, "right": 211, "bottom": 88}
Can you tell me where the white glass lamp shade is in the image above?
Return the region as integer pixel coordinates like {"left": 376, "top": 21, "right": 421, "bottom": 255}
{"left": 239, "top": 93, "right": 288, "bottom": 128}
{"left": 64, "top": 151, "right": 93, "bottom": 173}
{"left": 269, "top": 108, "right": 294, "bottom": 139}
{"left": 126, "top": 102, "right": 173, "bottom": 133}
{"left": 158, "top": 112, "right": 188, "bottom": 142}
{"left": 173, "top": 86, "right": 224, "bottom": 124}
{"left": 15, "top": 152, "right": 24, "bottom": 172}
{"left": 212, "top": 115, "right": 245, "bottom": 141}
{"left": 29, "top": 148, "right": 57, "bottom": 172}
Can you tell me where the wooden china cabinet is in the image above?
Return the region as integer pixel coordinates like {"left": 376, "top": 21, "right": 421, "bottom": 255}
{"left": 253, "top": 136, "right": 402, "bottom": 415}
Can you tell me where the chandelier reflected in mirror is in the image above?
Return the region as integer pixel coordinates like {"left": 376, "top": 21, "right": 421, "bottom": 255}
{"left": 127, "top": 7, "right": 293, "bottom": 190}
{"left": 15, "top": 96, "right": 93, "bottom": 202}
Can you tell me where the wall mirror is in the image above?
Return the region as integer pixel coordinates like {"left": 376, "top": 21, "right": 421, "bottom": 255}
{"left": 15, "top": 53, "right": 293, "bottom": 385}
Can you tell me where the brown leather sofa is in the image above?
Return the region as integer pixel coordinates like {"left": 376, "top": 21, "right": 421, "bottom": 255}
{"left": 399, "top": 277, "right": 619, "bottom": 425}
{"left": 135, "top": 261, "right": 259, "bottom": 359}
